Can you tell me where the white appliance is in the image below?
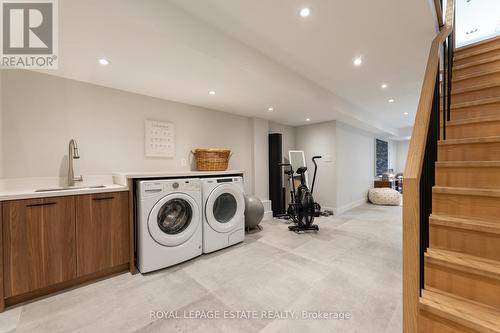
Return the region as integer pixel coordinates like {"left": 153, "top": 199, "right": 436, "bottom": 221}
{"left": 202, "top": 176, "right": 245, "bottom": 253}
{"left": 136, "top": 179, "right": 202, "bottom": 273}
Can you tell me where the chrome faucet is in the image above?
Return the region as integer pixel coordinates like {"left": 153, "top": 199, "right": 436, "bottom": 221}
{"left": 68, "top": 139, "right": 83, "bottom": 187}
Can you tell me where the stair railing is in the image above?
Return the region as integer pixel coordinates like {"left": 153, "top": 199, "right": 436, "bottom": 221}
{"left": 403, "top": 0, "right": 455, "bottom": 332}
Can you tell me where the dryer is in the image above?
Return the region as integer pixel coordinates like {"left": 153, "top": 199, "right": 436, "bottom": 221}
{"left": 136, "top": 179, "right": 202, "bottom": 273}
{"left": 202, "top": 176, "right": 245, "bottom": 253}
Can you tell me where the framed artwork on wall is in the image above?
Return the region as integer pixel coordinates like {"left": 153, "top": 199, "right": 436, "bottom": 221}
{"left": 375, "top": 139, "right": 388, "bottom": 177}
{"left": 145, "top": 120, "right": 175, "bottom": 158}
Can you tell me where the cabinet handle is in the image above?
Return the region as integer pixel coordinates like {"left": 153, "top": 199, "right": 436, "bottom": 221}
{"left": 92, "top": 196, "right": 115, "bottom": 201}
{"left": 27, "top": 202, "right": 56, "bottom": 207}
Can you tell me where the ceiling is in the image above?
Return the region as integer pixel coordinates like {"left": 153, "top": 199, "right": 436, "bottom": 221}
{"left": 455, "top": 0, "right": 500, "bottom": 47}
{"left": 39, "top": 0, "right": 437, "bottom": 136}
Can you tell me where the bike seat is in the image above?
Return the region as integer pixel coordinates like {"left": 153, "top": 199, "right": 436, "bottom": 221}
{"left": 296, "top": 166, "right": 308, "bottom": 174}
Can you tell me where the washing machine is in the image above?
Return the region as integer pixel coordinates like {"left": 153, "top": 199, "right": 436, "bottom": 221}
{"left": 202, "top": 176, "right": 245, "bottom": 253}
{"left": 136, "top": 179, "right": 202, "bottom": 273}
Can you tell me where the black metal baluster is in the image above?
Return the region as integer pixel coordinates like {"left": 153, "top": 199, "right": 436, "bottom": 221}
{"left": 420, "top": 67, "right": 441, "bottom": 292}
{"left": 447, "top": 32, "right": 454, "bottom": 122}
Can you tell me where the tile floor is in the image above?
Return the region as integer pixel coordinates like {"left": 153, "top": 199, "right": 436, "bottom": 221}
{"left": 0, "top": 204, "right": 402, "bottom": 333}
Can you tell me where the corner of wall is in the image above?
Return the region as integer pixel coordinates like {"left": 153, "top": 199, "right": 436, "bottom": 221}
{"left": 250, "top": 117, "right": 270, "bottom": 201}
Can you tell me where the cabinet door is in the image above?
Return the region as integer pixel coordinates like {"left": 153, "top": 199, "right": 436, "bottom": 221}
{"left": 3, "top": 197, "right": 77, "bottom": 297}
{"left": 76, "top": 192, "right": 129, "bottom": 276}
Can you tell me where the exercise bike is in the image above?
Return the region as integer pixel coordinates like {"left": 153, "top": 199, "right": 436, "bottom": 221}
{"left": 278, "top": 156, "right": 322, "bottom": 233}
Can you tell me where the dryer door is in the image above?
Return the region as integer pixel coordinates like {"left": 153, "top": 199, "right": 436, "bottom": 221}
{"left": 205, "top": 184, "right": 245, "bottom": 233}
{"left": 148, "top": 193, "right": 200, "bottom": 247}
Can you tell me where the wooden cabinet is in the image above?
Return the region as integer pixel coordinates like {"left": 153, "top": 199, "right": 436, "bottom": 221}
{"left": 2, "top": 197, "right": 77, "bottom": 297}
{"left": 76, "top": 192, "right": 129, "bottom": 276}
{"left": 1, "top": 191, "right": 130, "bottom": 307}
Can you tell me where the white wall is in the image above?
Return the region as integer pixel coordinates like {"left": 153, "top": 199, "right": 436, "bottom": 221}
{"left": 0, "top": 69, "right": 3, "bottom": 178}
{"left": 1, "top": 70, "right": 266, "bottom": 193}
{"left": 335, "top": 122, "right": 378, "bottom": 212}
{"left": 295, "top": 121, "right": 336, "bottom": 210}
{"left": 269, "top": 121, "right": 295, "bottom": 164}
{"left": 294, "top": 120, "right": 397, "bottom": 213}
{"left": 396, "top": 140, "right": 410, "bottom": 174}
{"left": 251, "top": 118, "right": 269, "bottom": 200}
{"left": 388, "top": 140, "right": 397, "bottom": 173}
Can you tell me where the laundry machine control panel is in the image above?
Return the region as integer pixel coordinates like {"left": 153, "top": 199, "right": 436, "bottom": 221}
{"left": 139, "top": 179, "right": 201, "bottom": 197}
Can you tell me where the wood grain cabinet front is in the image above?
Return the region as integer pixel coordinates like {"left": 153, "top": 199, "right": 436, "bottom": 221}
{"left": 2, "top": 197, "right": 77, "bottom": 297}
{"left": 76, "top": 192, "right": 130, "bottom": 276}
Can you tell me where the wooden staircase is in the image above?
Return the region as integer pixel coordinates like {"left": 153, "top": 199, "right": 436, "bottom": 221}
{"left": 418, "top": 36, "right": 500, "bottom": 332}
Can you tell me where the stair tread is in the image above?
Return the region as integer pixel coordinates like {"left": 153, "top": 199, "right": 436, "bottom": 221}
{"left": 433, "top": 186, "right": 500, "bottom": 197}
{"left": 455, "top": 43, "right": 500, "bottom": 61}
{"left": 430, "top": 214, "right": 500, "bottom": 235}
{"left": 456, "top": 36, "right": 500, "bottom": 53}
{"left": 450, "top": 96, "right": 500, "bottom": 109}
{"left": 439, "top": 136, "right": 500, "bottom": 145}
{"left": 453, "top": 67, "right": 500, "bottom": 82}
{"left": 452, "top": 81, "right": 500, "bottom": 95}
{"left": 446, "top": 115, "right": 500, "bottom": 126}
{"left": 425, "top": 248, "right": 500, "bottom": 280}
{"left": 436, "top": 161, "right": 500, "bottom": 167}
{"left": 454, "top": 54, "right": 500, "bottom": 71}
{"left": 420, "top": 288, "right": 500, "bottom": 333}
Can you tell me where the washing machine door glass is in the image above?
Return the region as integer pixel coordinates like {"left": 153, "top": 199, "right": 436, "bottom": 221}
{"left": 205, "top": 184, "right": 244, "bottom": 233}
{"left": 157, "top": 199, "right": 192, "bottom": 234}
{"left": 149, "top": 193, "right": 200, "bottom": 247}
{"left": 213, "top": 193, "right": 237, "bottom": 223}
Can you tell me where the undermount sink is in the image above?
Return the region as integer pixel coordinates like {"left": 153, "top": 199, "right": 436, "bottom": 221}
{"left": 35, "top": 185, "right": 106, "bottom": 192}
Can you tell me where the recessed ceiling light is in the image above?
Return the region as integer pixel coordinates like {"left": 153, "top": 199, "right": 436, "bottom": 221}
{"left": 404, "top": 112, "right": 409, "bottom": 115}
{"left": 299, "top": 7, "right": 311, "bottom": 17}
{"left": 381, "top": 83, "right": 388, "bottom": 89}
{"left": 98, "top": 58, "right": 110, "bottom": 65}
{"left": 388, "top": 98, "right": 395, "bottom": 103}
{"left": 306, "top": 118, "right": 311, "bottom": 122}
{"left": 208, "top": 90, "right": 216, "bottom": 96}
{"left": 268, "top": 107, "right": 274, "bottom": 112}
{"left": 353, "top": 57, "right": 362, "bottom": 66}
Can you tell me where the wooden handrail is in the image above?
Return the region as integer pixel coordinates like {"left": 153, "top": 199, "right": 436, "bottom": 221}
{"left": 433, "top": 0, "right": 444, "bottom": 27}
{"left": 402, "top": 0, "right": 455, "bottom": 332}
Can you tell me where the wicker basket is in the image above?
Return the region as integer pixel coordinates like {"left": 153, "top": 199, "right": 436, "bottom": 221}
{"left": 192, "top": 148, "right": 232, "bottom": 171}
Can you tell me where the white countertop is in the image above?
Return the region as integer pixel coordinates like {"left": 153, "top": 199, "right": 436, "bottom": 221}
{"left": 0, "top": 175, "right": 128, "bottom": 201}
{"left": 113, "top": 170, "right": 246, "bottom": 185}
{"left": 0, "top": 170, "right": 246, "bottom": 201}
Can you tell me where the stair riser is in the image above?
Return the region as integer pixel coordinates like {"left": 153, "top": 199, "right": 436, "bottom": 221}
{"left": 455, "top": 38, "right": 500, "bottom": 59}
{"left": 433, "top": 193, "right": 500, "bottom": 221}
{"left": 419, "top": 310, "right": 474, "bottom": 333}
{"left": 429, "top": 224, "right": 500, "bottom": 261}
{"left": 446, "top": 120, "right": 500, "bottom": 139}
{"left": 436, "top": 166, "right": 500, "bottom": 189}
{"left": 425, "top": 263, "right": 500, "bottom": 309}
{"left": 453, "top": 72, "right": 500, "bottom": 91}
{"left": 454, "top": 48, "right": 500, "bottom": 67}
{"left": 439, "top": 142, "right": 500, "bottom": 161}
{"left": 451, "top": 86, "right": 500, "bottom": 104}
{"left": 453, "top": 59, "right": 500, "bottom": 77}
{"left": 443, "top": 101, "right": 500, "bottom": 121}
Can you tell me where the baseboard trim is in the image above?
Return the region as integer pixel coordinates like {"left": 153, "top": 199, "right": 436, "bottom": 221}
{"left": 334, "top": 198, "right": 367, "bottom": 215}
{"left": 260, "top": 199, "right": 273, "bottom": 220}
{"left": 263, "top": 211, "right": 273, "bottom": 220}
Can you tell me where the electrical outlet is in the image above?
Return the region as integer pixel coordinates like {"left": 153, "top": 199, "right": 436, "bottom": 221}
{"left": 181, "top": 158, "right": 187, "bottom": 167}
